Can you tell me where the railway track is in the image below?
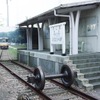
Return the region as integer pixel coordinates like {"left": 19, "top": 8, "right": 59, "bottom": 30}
{"left": 0, "top": 50, "right": 11, "bottom": 60}
{"left": 0, "top": 50, "right": 99, "bottom": 100}
{"left": 0, "top": 61, "right": 83, "bottom": 100}
{"left": 0, "top": 49, "right": 3, "bottom": 59}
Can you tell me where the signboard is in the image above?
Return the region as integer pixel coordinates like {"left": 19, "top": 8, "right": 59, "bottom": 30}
{"left": 49, "top": 22, "right": 66, "bottom": 55}
{"left": 49, "top": 22, "right": 66, "bottom": 44}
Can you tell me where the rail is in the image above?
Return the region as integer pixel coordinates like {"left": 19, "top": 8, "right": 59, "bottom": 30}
{"left": 0, "top": 60, "right": 99, "bottom": 100}
{"left": 0, "top": 62, "right": 51, "bottom": 100}
{"left": 0, "top": 50, "right": 3, "bottom": 59}
{"left": 11, "top": 61, "right": 99, "bottom": 100}
{"left": 50, "top": 79, "right": 98, "bottom": 100}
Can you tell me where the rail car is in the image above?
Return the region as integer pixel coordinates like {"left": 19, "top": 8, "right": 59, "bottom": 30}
{"left": 0, "top": 37, "right": 9, "bottom": 49}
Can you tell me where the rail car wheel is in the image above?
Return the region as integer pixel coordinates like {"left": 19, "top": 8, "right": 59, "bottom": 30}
{"left": 34, "top": 67, "right": 45, "bottom": 90}
{"left": 61, "top": 65, "right": 74, "bottom": 87}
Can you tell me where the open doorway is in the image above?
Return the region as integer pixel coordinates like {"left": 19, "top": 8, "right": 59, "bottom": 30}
{"left": 32, "top": 28, "right": 38, "bottom": 49}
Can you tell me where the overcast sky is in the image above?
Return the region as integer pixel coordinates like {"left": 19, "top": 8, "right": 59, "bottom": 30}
{"left": 0, "top": 0, "right": 88, "bottom": 27}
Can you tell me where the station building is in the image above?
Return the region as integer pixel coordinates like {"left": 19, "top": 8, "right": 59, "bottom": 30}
{"left": 18, "top": 0, "right": 100, "bottom": 90}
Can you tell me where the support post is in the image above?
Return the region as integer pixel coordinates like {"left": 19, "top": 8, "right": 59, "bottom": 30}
{"left": 74, "top": 10, "right": 81, "bottom": 54}
{"left": 69, "top": 16, "right": 72, "bottom": 55}
{"left": 48, "top": 19, "right": 54, "bottom": 54}
{"left": 26, "top": 25, "right": 29, "bottom": 50}
{"left": 37, "top": 23, "right": 43, "bottom": 51}
{"left": 26, "top": 25, "right": 33, "bottom": 50}
{"left": 62, "top": 23, "right": 66, "bottom": 56}
{"left": 70, "top": 11, "right": 81, "bottom": 54}
{"left": 28, "top": 24, "right": 33, "bottom": 50}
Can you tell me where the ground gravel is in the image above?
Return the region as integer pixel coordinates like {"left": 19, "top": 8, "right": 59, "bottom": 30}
{"left": 0, "top": 67, "right": 26, "bottom": 100}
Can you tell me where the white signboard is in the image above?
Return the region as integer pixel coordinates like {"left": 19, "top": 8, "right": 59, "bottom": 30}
{"left": 49, "top": 22, "right": 66, "bottom": 44}
{"left": 49, "top": 22, "right": 66, "bottom": 55}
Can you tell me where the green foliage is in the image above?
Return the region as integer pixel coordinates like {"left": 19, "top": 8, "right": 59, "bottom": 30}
{"left": 7, "top": 28, "right": 27, "bottom": 43}
{"left": 8, "top": 44, "right": 27, "bottom": 60}
{"left": 0, "top": 32, "right": 8, "bottom": 37}
{"left": 8, "top": 47, "right": 17, "bottom": 60}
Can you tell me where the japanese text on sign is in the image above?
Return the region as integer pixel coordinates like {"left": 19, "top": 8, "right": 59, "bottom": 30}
{"left": 49, "top": 22, "right": 66, "bottom": 44}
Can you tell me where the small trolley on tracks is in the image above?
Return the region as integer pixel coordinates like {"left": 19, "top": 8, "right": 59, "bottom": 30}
{"left": 0, "top": 37, "right": 9, "bottom": 49}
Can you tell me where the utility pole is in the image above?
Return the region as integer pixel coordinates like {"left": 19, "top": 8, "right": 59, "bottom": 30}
{"left": 6, "top": 0, "right": 9, "bottom": 26}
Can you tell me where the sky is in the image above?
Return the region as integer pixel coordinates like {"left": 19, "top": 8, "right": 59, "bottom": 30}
{"left": 0, "top": 0, "right": 89, "bottom": 27}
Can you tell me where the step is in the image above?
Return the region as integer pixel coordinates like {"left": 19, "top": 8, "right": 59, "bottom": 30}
{"left": 88, "top": 76, "right": 100, "bottom": 84}
{"left": 80, "top": 76, "right": 100, "bottom": 84}
{"left": 73, "top": 58, "right": 100, "bottom": 64}
{"left": 69, "top": 53, "right": 100, "bottom": 60}
{"left": 78, "top": 71, "right": 100, "bottom": 78}
{"left": 83, "top": 83, "right": 93, "bottom": 90}
{"left": 76, "top": 62, "right": 100, "bottom": 68}
{"left": 84, "top": 71, "right": 100, "bottom": 78}
{"left": 79, "top": 66, "right": 100, "bottom": 73}
{"left": 92, "top": 82, "right": 100, "bottom": 89}
{"left": 69, "top": 53, "right": 100, "bottom": 90}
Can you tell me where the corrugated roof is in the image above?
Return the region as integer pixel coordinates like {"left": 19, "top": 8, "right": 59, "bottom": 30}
{"left": 18, "top": 0, "right": 100, "bottom": 26}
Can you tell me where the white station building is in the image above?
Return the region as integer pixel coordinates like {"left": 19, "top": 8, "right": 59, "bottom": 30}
{"left": 18, "top": 0, "right": 100, "bottom": 90}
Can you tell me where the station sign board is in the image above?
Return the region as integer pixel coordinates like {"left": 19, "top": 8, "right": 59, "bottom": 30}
{"left": 49, "top": 22, "right": 66, "bottom": 55}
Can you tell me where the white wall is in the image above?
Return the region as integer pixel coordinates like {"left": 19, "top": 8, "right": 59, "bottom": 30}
{"left": 96, "top": 4, "right": 100, "bottom": 52}
{"left": 79, "top": 6, "right": 100, "bottom": 52}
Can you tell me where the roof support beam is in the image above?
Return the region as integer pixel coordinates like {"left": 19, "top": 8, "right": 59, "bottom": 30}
{"left": 56, "top": 4, "right": 97, "bottom": 14}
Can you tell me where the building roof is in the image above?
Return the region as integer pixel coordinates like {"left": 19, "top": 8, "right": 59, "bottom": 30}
{"left": 18, "top": 0, "right": 100, "bottom": 26}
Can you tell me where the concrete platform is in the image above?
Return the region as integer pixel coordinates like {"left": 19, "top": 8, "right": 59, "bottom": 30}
{"left": 17, "top": 50, "right": 71, "bottom": 74}
{"left": 18, "top": 50, "right": 100, "bottom": 90}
